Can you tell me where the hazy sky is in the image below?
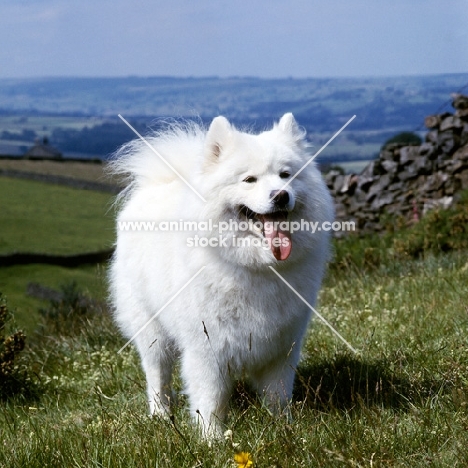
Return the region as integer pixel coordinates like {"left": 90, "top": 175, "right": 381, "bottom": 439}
{"left": 1, "top": 0, "right": 467, "bottom": 79}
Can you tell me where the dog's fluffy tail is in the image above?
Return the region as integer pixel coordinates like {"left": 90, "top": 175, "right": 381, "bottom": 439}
{"left": 107, "top": 121, "right": 206, "bottom": 202}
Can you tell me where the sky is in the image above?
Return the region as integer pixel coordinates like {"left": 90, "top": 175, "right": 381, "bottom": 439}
{"left": 1, "top": 0, "right": 467, "bottom": 79}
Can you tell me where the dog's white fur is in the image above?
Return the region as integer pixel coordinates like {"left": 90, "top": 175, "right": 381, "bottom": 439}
{"left": 109, "top": 114, "right": 333, "bottom": 436}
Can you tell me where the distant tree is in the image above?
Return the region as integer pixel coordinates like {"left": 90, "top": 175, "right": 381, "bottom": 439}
{"left": 51, "top": 121, "right": 145, "bottom": 156}
{"left": 382, "top": 131, "right": 422, "bottom": 149}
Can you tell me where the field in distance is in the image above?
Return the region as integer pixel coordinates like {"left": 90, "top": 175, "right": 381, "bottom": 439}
{"left": 1, "top": 73, "right": 466, "bottom": 164}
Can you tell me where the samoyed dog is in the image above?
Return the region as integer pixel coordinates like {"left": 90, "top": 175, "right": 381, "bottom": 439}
{"left": 109, "top": 114, "right": 333, "bottom": 436}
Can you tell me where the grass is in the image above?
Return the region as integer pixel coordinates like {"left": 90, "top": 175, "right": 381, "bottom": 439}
{"left": 1, "top": 173, "right": 468, "bottom": 466}
{"left": 0, "top": 159, "right": 108, "bottom": 183}
{"left": 0, "top": 176, "right": 114, "bottom": 255}
{"left": 1, "top": 210, "right": 468, "bottom": 466}
{"left": 0, "top": 264, "right": 108, "bottom": 334}
{"left": 0, "top": 175, "right": 114, "bottom": 333}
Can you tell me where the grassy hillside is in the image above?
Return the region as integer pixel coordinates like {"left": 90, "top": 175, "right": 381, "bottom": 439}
{"left": 1, "top": 244, "right": 467, "bottom": 466}
{"left": 0, "top": 159, "right": 107, "bottom": 183}
{"left": 0, "top": 176, "right": 114, "bottom": 332}
{"left": 0, "top": 176, "right": 114, "bottom": 255}
{"left": 1, "top": 194, "right": 468, "bottom": 466}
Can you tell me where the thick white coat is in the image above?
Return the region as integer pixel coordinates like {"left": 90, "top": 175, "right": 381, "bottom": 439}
{"left": 109, "top": 114, "right": 334, "bottom": 435}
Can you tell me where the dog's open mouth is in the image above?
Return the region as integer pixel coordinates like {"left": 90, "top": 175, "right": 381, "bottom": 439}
{"left": 238, "top": 205, "right": 292, "bottom": 261}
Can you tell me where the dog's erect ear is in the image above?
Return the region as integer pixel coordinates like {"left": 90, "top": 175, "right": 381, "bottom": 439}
{"left": 205, "top": 116, "right": 232, "bottom": 164}
{"left": 277, "top": 113, "right": 305, "bottom": 143}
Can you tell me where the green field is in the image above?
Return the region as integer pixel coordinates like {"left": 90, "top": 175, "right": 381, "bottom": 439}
{"left": 1, "top": 175, "right": 468, "bottom": 466}
{"left": 0, "top": 264, "right": 108, "bottom": 334}
{"left": 1, "top": 245, "right": 467, "bottom": 466}
{"left": 0, "top": 176, "right": 114, "bottom": 332}
{"left": 0, "top": 177, "right": 114, "bottom": 255}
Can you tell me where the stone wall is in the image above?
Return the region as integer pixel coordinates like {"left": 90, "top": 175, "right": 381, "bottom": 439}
{"left": 325, "top": 94, "right": 468, "bottom": 232}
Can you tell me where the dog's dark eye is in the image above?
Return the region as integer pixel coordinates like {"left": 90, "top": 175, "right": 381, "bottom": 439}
{"left": 279, "top": 171, "right": 291, "bottom": 179}
{"left": 243, "top": 176, "right": 257, "bottom": 183}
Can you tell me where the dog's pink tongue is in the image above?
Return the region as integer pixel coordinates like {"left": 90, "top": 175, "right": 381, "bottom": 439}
{"left": 262, "top": 213, "right": 292, "bottom": 261}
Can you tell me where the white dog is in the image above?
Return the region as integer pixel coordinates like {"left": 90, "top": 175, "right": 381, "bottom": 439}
{"left": 109, "top": 114, "right": 333, "bottom": 436}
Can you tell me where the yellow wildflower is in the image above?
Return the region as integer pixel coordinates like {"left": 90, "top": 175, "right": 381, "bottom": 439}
{"left": 234, "top": 451, "right": 253, "bottom": 468}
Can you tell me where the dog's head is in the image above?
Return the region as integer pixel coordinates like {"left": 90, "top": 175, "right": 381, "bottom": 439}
{"left": 200, "top": 114, "right": 332, "bottom": 267}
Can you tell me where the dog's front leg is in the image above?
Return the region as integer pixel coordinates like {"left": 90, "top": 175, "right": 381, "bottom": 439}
{"left": 132, "top": 327, "right": 176, "bottom": 417}
{"left": 181, "top": 352, "right": 233, "bottom": 437}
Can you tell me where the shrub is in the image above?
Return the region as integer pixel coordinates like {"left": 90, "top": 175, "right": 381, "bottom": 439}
{"left": 39, "top": 281, "right": 89, "bottom": 320}
{"left": 39, "top": 281, "right": 100, "bottom": 334}
{"left": 0, "top": 294, "right": 28, "bottom": 398}
{"left": 393, "top": 195, "right": 468, "bottom": 258}
{"left": 382, "top": 131, "right": 422, "bottom": 149}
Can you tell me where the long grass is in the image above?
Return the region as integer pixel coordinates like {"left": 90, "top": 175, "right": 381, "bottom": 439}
{"left": 1, "top": 183, "right": 468, "bottom": 466}
{"left": 1, "top": 244, "right": 467, "bottom": 466}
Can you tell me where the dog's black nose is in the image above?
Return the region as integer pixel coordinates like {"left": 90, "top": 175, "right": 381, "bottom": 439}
{"left": 270, "top": 190, "right": 290, "bottom": 208}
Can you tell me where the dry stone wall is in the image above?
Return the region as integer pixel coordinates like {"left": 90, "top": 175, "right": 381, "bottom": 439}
{"left": 325, "top": 94, "right": 468, "bottom": 232}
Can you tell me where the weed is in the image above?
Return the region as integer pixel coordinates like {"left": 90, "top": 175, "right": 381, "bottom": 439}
{"left": 38, "top": 281, "right": 103, "bottom": 334}
{"left": 0, "top": 294, "right": 35, "bottom": 399}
